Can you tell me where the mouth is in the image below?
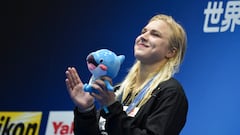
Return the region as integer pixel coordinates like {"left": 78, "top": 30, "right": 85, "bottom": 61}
{"left": 87, "top": 55, "right": 98, "bottom": 67}
{"left": 137, "top": 43, "right": 150, "bottom": 48}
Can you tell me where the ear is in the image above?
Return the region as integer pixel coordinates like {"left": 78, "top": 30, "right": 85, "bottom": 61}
{"left": 165, "top": 47, "right": 177, "bottom": 59}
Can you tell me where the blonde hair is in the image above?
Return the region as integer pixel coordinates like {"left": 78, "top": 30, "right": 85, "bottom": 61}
{"left": 119, "top": 14, "right": 187, "bottom": 107}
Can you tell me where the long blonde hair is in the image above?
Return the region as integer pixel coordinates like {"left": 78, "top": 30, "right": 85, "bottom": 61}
{"left": 119, "top": 14, "right": 187, "bottom": 107}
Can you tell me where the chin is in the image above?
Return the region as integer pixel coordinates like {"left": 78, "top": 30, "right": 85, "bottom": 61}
{"left": 134, "top": 53, "right": 144, "bottom": 61}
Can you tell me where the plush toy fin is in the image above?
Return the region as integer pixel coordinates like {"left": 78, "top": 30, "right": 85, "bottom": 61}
{"left": 118, "top": 55, "right": 125, "bottom": 65}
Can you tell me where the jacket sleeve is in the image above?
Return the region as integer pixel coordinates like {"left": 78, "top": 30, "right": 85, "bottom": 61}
{"left": 73, "top": 107, "right": 101, "bottom": 135}
{"left": 101, "top": 84, "right": 188, "bottom": 135}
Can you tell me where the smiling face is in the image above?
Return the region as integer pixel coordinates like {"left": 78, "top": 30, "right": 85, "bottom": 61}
{"left": 134, "top": 20, "right": 174, "bottom": 65}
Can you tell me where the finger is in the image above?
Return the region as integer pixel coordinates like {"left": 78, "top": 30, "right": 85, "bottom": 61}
{"left": 100, "top": 76, "right": 112, "bottom": 85}
{"left": 65, "top": 78, "right": 73, "bottom": 94}
{"left": 66, "top": 69, "right": 75, "bottom": 89}
{"left": 95, "top": 78, "right": 113, "bottom": 91}
{"left": 92, "top": 80, "right": 107, "bottom": 93}
{"left": 70, "top": 67, "right": 82, "bottom": 85}
{"left": 91, "top": 92, "right": 102, "bottom": 101}
{"left": 67, "top": 67, "right": 81, "bottom": 87}
{"left": 91, "top": 82, "right": 104, "bottom": 94}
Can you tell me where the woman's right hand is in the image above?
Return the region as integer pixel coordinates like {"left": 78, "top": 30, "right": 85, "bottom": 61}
{"left": 65, "top": 67, "right": 94, "bottom": 111}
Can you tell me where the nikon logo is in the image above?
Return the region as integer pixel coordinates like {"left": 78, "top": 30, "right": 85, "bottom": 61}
{"left": 0, "top": 112, "right": 42, "bottom": 135}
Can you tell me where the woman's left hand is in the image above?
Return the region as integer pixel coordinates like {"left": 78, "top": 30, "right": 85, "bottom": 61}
{"left": 90, "top": 76, "right": 116, "bottom": 107}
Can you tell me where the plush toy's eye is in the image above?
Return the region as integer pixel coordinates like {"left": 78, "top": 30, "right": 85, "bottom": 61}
{"left": 100, "top": 59, "right": 104, "bottom": 63}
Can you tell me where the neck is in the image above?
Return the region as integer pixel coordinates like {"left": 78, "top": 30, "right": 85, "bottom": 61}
{"left": 136, "top": 59, "right": 167, "bottom": 86}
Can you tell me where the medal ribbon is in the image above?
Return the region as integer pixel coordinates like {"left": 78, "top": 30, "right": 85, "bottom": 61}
{"left": 125, "top": 75, "right": 156, "bottom": 114}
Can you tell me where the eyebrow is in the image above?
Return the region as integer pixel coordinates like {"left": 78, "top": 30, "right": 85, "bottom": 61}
{"left": 142, "top": 27, "right": 164, "bottom": 37}
{"left": 142, "top": 27, "right": 162, "bottom": 34}
{"left": 151, "top": 29, "right": 162, "bottom": 35}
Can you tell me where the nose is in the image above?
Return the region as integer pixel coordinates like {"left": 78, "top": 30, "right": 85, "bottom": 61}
{"left": 139, "top": 32, "right": 149, "bottom": 42}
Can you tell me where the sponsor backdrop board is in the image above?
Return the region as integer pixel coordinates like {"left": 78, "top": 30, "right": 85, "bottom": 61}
{"left": 2, "top": 0, "right": 240, "bottom": 135}
{"left": 0, "top": 112, "right": 42, "bottom": 135}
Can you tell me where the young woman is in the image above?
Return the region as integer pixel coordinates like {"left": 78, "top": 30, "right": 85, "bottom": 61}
{"left": 65, "top": 14, "right": 188, "bottom": 135}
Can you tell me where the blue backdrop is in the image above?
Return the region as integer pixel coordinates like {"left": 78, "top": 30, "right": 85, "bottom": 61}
{"left": 3, "top": 0, "right": 240, "bottom": 134}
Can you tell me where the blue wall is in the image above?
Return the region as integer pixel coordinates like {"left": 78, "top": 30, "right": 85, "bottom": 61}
{"left": 3, "top": 0, "right": 240, "bottom": 134}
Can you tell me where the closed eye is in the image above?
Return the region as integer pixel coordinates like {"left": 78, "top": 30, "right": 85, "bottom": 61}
{"left": 151, "top": 30, "right": 161, "bottom": 37}
{"left": 141, "top": 28, "right": 162, "bottom": 37}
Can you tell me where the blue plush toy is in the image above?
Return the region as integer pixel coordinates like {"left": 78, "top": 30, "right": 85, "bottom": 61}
{"left": 83, "top": 49, "right": 125, "bottom": 113}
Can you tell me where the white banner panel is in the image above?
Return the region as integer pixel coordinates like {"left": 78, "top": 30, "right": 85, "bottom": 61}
{"left": 45, "top": 111, "right": 74, "bottom": 135}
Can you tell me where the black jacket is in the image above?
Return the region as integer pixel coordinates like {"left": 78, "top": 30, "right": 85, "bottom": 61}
{"left": 73, "top": 78, "right": 188, "bottom": 135}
